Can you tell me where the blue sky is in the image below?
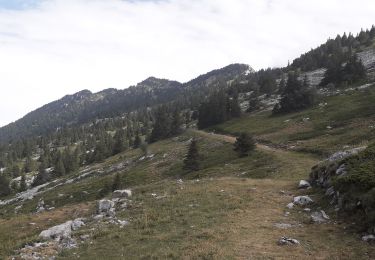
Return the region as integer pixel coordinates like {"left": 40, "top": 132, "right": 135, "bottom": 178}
{"left": 0, "top": 0, "right": 375, "bottom": 127}
{"left": 0, "top": 0, "right": 40, "bottom": 10}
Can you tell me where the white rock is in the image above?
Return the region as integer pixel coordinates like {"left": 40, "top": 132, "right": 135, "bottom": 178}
{"left": 286, "top": 203, "right": 294, "bottom": 209}
{"left": 71, "top": 218, "right": 85, "bottom": 231}
{"left": 274, "top": 223, "right": 293, "bottom": 229}
{"left": 39, "top": 221, "right": 73, "bottom": 240}
{"left": 277, "top": 237, "right": 300, "bottom": 246}
{"left": 293, "top": 196, "right": 314, "bottom": 206}
{"left": 298, "top": 180, "right": 311, "bottom": 189}
{"left": 112, "top": 189, "right": 132, "bottom": 198}
{"left": 97, "top": 199, "right": 115, "bottom": 215}
{"left": 311, "top": 210, "right": 330, "bottom": 223}
{"left": 362, "top": 234, "right": 375, "bottom": 242}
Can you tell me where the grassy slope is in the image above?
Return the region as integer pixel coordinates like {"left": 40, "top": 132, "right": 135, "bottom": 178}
{"left": 2, "top": 87, "right": 375, "bottom": 259}
{"left": 213, "top": 86, "right": 375, "bottom": 157}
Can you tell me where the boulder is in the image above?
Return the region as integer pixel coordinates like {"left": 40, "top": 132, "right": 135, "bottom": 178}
{"left": 286, "top": 203, "right": 294, "bottom": 209}
{"left": 311, "top": 210, "right": 330, "bottom": 223}
{"left": 112, "top": 189, "right": 132, "bottom": 199}
{"left": 298, "top": 180, "right": 311, "bottom": 189}
{"left": 362, "top": 234, "right": 375, "bottom": 242}
{"left": 97, "top": 199, "right": 115, "bottom": 215}
{"left": 36, "top": 199, "right": 45, "bottom": 213}
{"left": 71, "top": 218, "right": 85, "bottom": 231}
{"left": 293, "top": 196, "right": 313, "bottom": 206}
{"left": 277, "top": 237, "right": 300, "bottom": 246}
{"left": 39, "top": 221, "right": 73, "bottom": 240}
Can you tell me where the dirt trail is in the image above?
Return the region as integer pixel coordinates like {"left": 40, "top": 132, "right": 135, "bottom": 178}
{"left": 193, "top": 129, "right": 374, "bottom": 259}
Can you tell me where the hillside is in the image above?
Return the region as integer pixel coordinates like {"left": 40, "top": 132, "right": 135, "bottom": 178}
{"left": 1, "top": 27, "right": 375, "bottom": 259}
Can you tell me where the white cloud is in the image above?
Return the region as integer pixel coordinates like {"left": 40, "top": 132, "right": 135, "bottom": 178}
{"left": 0, "top": 0, "right": 374, "bottom": 126}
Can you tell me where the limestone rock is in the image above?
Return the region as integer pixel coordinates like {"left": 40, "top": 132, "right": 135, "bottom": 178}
{"left": 39, "top": 221, "right": 73, "bottom": 240}
{"left": 293, "top": 196, "right": 313, "bottom": 206}
{"left": 298, "top": 180, "right": 311, "bottom": 189}
{"left": 112, "top": 189, "right": 132, "bottom": 199}
{"left": 277, "top": 237, "right": 300, "bottom": 246}
{"left": 311, "top": 210, "right": 330, "bottom": 223}
{"left": 71, "top": 218, "right": 85, "bottom": 231}
{"left": 362, "top": 234, "right": 375, "bottom": 242}
{"left": 97, "top": 199, "right": 115, "bottom": 215}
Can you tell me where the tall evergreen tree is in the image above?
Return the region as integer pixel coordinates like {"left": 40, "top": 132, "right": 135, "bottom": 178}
{"left": 233, "top": 132, "right": 256, "bottom": 157}
{"left": 55, "top": 153, "right": 66, "bottom": 177}
{"left": 112, "top": 172, "right": 121, "bottom": 192}
{"left": 150, "top": 106, "right": 171, "bottom": 142}
{"left": 0, "top": 174, "right": 11, "bottom": 197}
{"left": 273, "top": 72, "right": 316, "bottom": 114}
{"left": 32, "top": 160, "right": 50, "bottom": 187}
{"left": 183, "top": 139, "right": 201, "bottom": 172}
{"left": 113, "top": 129, "right": 126, "bottom": 155}
{"left": 170, "top": 109, "right": 183, "bottom": 136}
{"left": 19, "top": 174, "right": 27, "bottom": 192}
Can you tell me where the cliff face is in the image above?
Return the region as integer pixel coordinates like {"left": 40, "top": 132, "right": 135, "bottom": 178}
{"left": 358, "top": 48, "right": 375, "bottom": 80}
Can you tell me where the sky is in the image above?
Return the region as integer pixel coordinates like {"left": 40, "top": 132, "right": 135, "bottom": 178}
{"left": 0, "top": 0, "right": 375, "bottom": 127}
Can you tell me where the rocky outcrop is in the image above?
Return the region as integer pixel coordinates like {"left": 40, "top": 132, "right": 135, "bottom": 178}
{"left": 299, "top": 68, "right": 326, "bottom": 87}
{"left": 358, "top": 49, "right": 375, "bottom": 79}
{"left": 39, "top": 221, "right": 74, "bottom": 241}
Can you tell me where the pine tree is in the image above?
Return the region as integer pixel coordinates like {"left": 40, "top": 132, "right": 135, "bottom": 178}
{"left": 32, "top": 160, "right": 50, "bottom": 187}
{"left": 274, "top": 72, "right": 316, "bottom": 114}
{"left": 19, "top": 174, "right": 27, "bottom": 192}
{"left": 112, "top": 172, "right": 121, "bottom": 192}
{"left": 233, "top": 132, "right": 256, "bottom": 157}
{"left": 133, "top": 133, "right": 142, "bottom": 149}
{"left": 24, "top": 156, "right": 36, "bottom": 173}
{"left": 183, "top": 139, "right": 201, "bottom": 172}
{"left": 55, "top": 154, "right": 66, "bottom": 176}
{"left": 170, "top": 109, "right": 183, "bottom": 136}
{"left": 113, "top": 129, "right": 126, "bottom": 155}
{"left": 0, "top": 174, "right": 11, "bottom": 197}
{"left": 150, "top": 106, "right": 171, "bottom": 142}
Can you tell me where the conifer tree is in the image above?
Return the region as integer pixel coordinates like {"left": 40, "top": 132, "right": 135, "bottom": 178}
{"left": 133, "top": 133, "right": 142, "bottom": 149}
{"left": 150, "top": 105, "right": 171, "bottom": 142}
{"left": 233, "top": 132, "right": 256, "bottom": 157}
{"left": 19, "top": 174, "right": 27, "bottom": 192}
{"left": 32, "top": 160, "right": 50, "bottom": 187}
{"left": 55, "top": 154, "right": 66, "bottom": 176}
{"left": 183, "top": 139, "right": 201, "bottom": 172}
{"left": 170, "top": 109, "right": 183, "bottom": 136}
{"left": 0, "top": 174, "right": 11, "bottom": 197}
{"left": 113, "top": 129, "right": 126, "bottom": 155}
{"left": 112, "top": 172, "right": 121, "bottom": 192}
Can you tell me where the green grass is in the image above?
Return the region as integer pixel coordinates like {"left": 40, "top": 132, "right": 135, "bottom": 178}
{"left": 213, "top": 86, "right": 375, "bottom": 156}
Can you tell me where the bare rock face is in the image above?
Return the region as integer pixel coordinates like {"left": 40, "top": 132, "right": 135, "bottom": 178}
{"left": 299, "top": 68, "right": 326, "bottom": 87}
{"left": 358, "top": 49, "right": 375, "bottom": 79}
